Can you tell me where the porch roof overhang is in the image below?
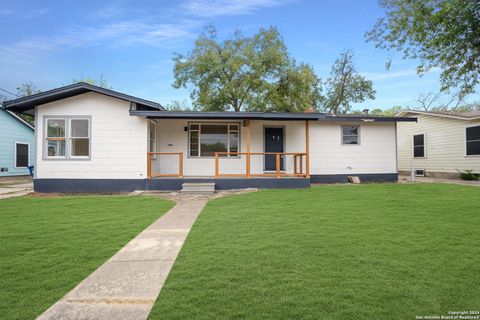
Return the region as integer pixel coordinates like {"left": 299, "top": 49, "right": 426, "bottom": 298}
{"left": 130, "top": 110, "right": 417, "bottom": 122}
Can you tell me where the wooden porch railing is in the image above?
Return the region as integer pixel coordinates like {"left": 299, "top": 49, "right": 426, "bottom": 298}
{"left": 214, "top": 152, "right": 307, "bottom": 179}
{"left": 147, "top": 152, "right": 183, "bottom": 179}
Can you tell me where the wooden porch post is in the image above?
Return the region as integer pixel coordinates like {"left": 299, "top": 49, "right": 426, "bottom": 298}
{"left": 305, "top": 120, "right": 310, "bottom": 178}
{"left": 246, "top": 120, "right": 251, "bottom": 178}
{"left": 276, "top": 153, "right": 281, "bottom": 178}
{"left": 147, "top": 153, "right": 151, "bottom": 179}
{"left": 179, "top": 152, "right": 183, "bottom": 178}
{"left": 215, "top": 153, "right": 219, "bottom": 178}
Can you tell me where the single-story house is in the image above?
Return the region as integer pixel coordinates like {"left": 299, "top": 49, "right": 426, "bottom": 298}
{"left": 3, "top": 82, "right": 416, "bottom": 192}
{"left": 0, "top": 106, "right": 35, "bottom": 177}
{"left": 396, "top": 110, "right": 480, "bottom": 178}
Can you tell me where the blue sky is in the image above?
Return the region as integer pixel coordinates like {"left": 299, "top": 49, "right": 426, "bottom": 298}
{"left": 1, "top": 0, "right": 477, "bottom": 109}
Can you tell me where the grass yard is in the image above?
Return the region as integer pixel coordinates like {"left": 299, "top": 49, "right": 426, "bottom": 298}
{"left": 0, "top": 195, "right": 174, "bottom": 320}
{"left": 150, "top": 184, "right": 480, "bottom": 319}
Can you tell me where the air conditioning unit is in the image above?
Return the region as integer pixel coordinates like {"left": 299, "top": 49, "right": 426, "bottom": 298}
{"left": 414, "top": 169, "right": 425, "bottom": 177}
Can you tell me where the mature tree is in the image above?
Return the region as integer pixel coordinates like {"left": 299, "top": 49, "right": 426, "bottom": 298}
{"left": 366, "top": 0, "right": 480, "bottom": 96}
{"left": 164, "top": 99, "right": 192, "bottom": 111}
{"left": 173, "top": 26, "right": 321, "bottom": 112}
{"left": 16, "top": 82, "right": 41, "bottom": 97}
{"left": 72, "top": 75, "right": 112, "bottom": 89}
{"left": 257, "top": 63, "right": 323, "bottom": 112}
{"left": 321, "top": 50, "right": 376, "bottom": 114}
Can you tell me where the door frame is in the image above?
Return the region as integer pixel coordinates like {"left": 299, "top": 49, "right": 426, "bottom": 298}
{"left": 263, "top": 125, "right": 286, "bottom": 171}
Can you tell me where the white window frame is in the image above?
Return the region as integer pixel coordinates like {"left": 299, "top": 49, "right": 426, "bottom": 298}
{"left": 14, "top": 142, "right": 29, "bottom": 168}
{"left": 44, "top": 116, "right": 91, "bottom": 160}
{"left": 69, "top": 118, "right": 91, "bottom": 159}
{"left": 45, "top": 118, "right": 67, "bottom": 159}
{"left": 465, "top": 125, "right": 480, "bottom": 157}
{"left": 341, "top": 125, "right": 361, "bottom": 145}
{"left": 188, "top": 122, "right": 240, "bottom": 158}
{"left": 412, "top": 133, "right": 427, "bottom": 159}
{"left": 149, "top": 120, "right": 157, "bottom": 153}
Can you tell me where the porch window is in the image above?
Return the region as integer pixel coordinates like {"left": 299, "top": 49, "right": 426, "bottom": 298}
{"left": 189, "top": 123, "right": 240, "bottom": 157}
{"left": 466, "top": 125, "right": 480, "bottom": 155}
{"left": 342, "top": 125, "right": 360, "bottom": 145}
{"left": 149, "top": 121, "right": 156, "bottom": 152}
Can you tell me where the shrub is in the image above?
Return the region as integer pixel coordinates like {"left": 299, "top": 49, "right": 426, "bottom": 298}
{"left": 456, "top": 169, "right": 480, "bottom": 181}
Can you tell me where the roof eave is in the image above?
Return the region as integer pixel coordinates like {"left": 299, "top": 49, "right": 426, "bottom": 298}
{"left": 3, "top": 82, "right": 164, "bottom": 113}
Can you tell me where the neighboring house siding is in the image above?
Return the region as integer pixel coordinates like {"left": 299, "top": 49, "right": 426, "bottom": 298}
{"left": 154, "top": 119, "right": 397, "bottom": 176}
{"left": 0, "top": 108, "right": 35, "bottom": 176}
{"left": 397, "top": 114, "right": 480, "bottom": 175}
{"left": 35, "top": 92, "right": 149, "bottom": 179}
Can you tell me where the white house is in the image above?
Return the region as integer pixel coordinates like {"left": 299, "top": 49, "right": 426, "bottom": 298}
{"left": 3, "top": 83, "right": 415, "bottom": 192}
{"left": 396, "top": 110, "right": 480, "bottom": 178}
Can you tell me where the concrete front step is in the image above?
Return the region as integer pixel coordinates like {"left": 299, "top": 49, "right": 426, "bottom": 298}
{"left": 181, "top": 182, "right": 216, "bottom": 193}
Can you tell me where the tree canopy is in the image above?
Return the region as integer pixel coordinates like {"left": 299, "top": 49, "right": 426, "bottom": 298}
{"left": 71, "top": 75, "right": 112, "bottom": 89}
{"left": 321, "top": 50, "right": 376, "bottom": 114}
{"left": 366, "top": 0, "right": 480, "bottom": 96}
{"left": 172, "top": 26, "right": 322, "bottom": 112}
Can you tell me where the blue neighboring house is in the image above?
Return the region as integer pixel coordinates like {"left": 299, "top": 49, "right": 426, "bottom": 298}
{"left": 0, "top": 106, "right": 35, "bottom": 176}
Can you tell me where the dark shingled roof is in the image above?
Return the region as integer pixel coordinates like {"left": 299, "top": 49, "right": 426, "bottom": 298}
{"left": 130, "top": 110, "right": 417, "bottom": 122}
{"left": 2, "top": 82, "right": 164, "bottom": 115}
{"left": 396, "top": 109, "right": 480, "bottom": 120}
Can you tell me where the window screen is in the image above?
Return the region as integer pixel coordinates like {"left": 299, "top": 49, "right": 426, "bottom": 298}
{"left": 466, "top": 126, "right": 480, "bottom": 155}
{"left": 413, "top": 134, "right": 425, "bottom": 158}
{"left": 16, "top": 143, "right": 29, "bottom": 168}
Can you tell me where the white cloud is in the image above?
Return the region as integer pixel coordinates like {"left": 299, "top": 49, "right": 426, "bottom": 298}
{"left": 361, "top": 67, "right": 441, "bottom": 81}
{"left": 0, "top": 8, "right": 49, "bottom": 19}
{"left": 0, "top": 20, "right": 195, "bottom": 63}
{"left": 181, "top": 0, "right": 292, "bottom": 17}
{"left": 361, "top": 69, "right": 419, "bottom": 81}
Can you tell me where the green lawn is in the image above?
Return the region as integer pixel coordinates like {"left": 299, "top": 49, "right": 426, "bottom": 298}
{"left": 0, "top": 195, "right": 174, "bottom": 320}
{"left": 150, "top": 184, "right": 480, "bottom": 319}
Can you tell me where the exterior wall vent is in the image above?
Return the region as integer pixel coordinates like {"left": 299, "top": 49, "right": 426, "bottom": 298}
{"left": 414, "top": 169, "right": 425, "bottom": 177}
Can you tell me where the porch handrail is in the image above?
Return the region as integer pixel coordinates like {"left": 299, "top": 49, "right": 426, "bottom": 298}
{"left": 147, "top": 152, "right": 183, "bottom": 179}
{"left": 214, "top": 152, "right": 307, "bottom": 179}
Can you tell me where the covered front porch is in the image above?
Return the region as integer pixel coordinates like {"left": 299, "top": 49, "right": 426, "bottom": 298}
{"left": 145, "top": 117, "right": 311, "bottom": 180}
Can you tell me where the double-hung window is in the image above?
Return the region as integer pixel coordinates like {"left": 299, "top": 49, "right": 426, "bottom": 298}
{"left": 45, "top": 117, "right": 90, "bottom": 159}
{"left": 342, "top": 125, "right": 360, "bottom": 145}
{"left": 413, "top": 134, "right": 425, "bottom": 158}
{"left": 46, "top": 119, "right": 66, "bottom": 157}
{"left": 466, "top": 125, "right": 480, "bottom": 156}
{"left": 189, "top": 123, "right": 239, "bottom": 157}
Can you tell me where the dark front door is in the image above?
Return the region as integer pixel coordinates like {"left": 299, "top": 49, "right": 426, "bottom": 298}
{"left": 264, "top": 127, "right": 285, "bottom": 171}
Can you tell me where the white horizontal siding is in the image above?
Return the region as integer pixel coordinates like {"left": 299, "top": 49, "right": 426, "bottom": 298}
{"left": 154, "top": 119, "right": 396, "bottom": 176}
{"left": 397, "top": 114, "right": 480, "bottom": 173}
{"left": 36, "top": 92, "right": 148, "bottom": 179}
{"left": 309, "top": 121, "right": 397, "bottom": 174}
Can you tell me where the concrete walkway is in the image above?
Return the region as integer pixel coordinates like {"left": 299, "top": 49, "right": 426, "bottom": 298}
{"left": 38, "top": 194, "right": 209, "bottom": 320}
{"left": 0, "top": 182, "right": 33, "bottom": 199}
{"left": 398, "top": 175, "right": 480, "bottom": 187}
